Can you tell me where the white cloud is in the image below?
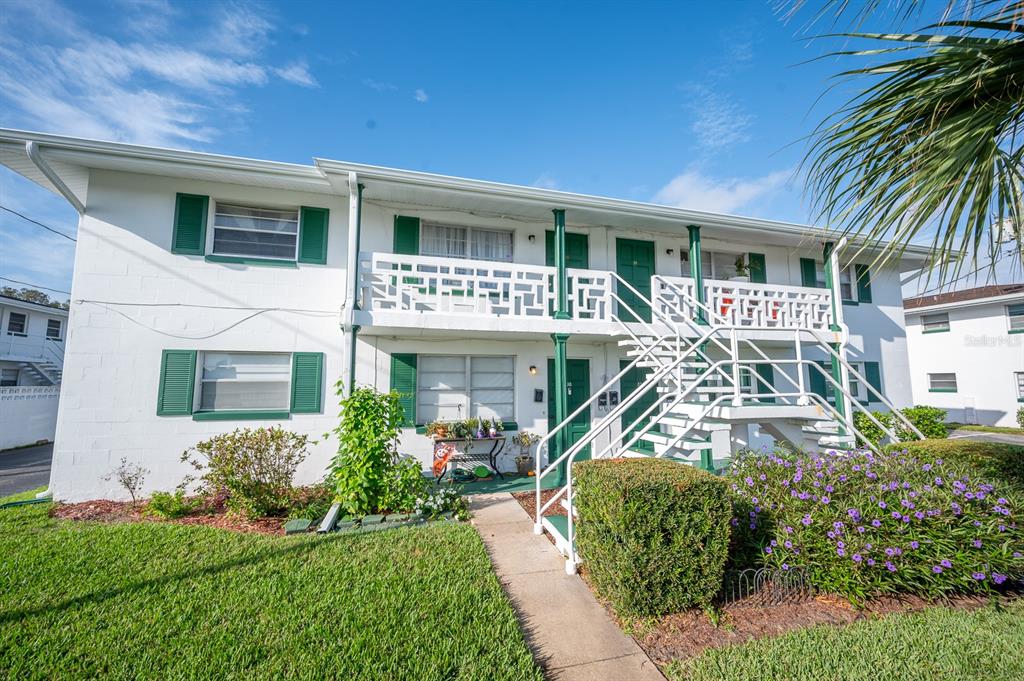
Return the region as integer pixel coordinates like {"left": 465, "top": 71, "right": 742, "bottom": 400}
{"left": 414, "top": 88, "right": 429, "bottom": 103}
{"left": 686, "top": 86, "right": 753, "bottom": 151}
{"left": 653, "top": 168, "right": 792, "bottom": 214}
{"left": 363, "top": 78, "right": 397, "bottom": 92}
{"left": 0, "top": 0, "right": 317, "bottom": 147}
{"left": 532, "top": 173, "right": 560, "bottom": 190}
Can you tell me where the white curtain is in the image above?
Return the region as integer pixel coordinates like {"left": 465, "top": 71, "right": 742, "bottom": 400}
{"left": 471, "top": 229, "right": 513, "bottom": 262}
{"left": 421, "top": 224, "right": 467, "bottom": 258}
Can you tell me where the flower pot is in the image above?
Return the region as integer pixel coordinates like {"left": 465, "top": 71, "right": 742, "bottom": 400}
{"left": 516, "top": 457, "right": 533, "bottom": 477}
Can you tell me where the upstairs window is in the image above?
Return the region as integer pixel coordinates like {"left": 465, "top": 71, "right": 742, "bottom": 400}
{"left": 681, "top": 250, "right": 758, "bottom": 282}
{"left": 199, "top": 352, "right": 291, "bottom": 412}
{"left": 921, "top": 312, "right": 950, "bottom": 333}
{"left": 1008, "top": 304, "right": 1024, "bottom": 333}
{"left": 46, "top": 319, "right": 62, "bottom": 340}
{"left": 927, "top": 373, "right": 958, "bottom": 392}
{"left": 6, "top": 312, "right": 26, "bottom": 335}
{"left": 212, "top": 203, "right": 299, "bottom": 261}
{"left": 1016, "top": 372, "right": 1024, "bottom": 401}
{"left": 420, "top": 222, "right": 513, "bottom": 262}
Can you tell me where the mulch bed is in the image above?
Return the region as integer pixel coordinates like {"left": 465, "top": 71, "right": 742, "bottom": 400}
{"left": 509, "top": 490, "right": 1020, "bottom": 662}
{"left": 50, "top": 499, "right": 290, "bottom": 536}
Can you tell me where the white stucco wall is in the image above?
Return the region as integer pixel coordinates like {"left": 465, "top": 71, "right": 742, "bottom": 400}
{"left": 906, "top": 297, "right": 1024, "bottom": 426}
{"left": 51, "top": 170, "right": 349, "bottom": 501}
{"left": 0, "top": 386, "right": 60, "bottom": 450}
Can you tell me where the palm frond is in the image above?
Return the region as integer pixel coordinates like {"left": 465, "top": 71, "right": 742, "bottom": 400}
{"left": 803, "top": 2, "right": 1024, "bottom": 282}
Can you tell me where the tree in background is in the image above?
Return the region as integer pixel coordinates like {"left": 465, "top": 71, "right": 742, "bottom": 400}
{"left": 0, "top": 287, "right": 69, "bottom": 310}
{"left": 793, "top": 1, "right": 1024, "bottom": 284}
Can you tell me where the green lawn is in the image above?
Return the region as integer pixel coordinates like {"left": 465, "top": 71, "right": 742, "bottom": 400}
{"left": 0, "top": 501, "right": 541, "bottom": 681}
{"left": 666, "top": 601, "right": 1024, "bottom": 681}
{"left": 949, "top": 423, "right": 1024, "bottom": 436}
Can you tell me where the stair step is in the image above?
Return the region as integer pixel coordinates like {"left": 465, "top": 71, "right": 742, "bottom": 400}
{"left": 622, "top": 448, "right": 705, "bottom": 464}
{"left": 656, "top": 385, "right": 733, "bottom": 394}
{"left": 637, "top": 431, "right": 713, "bottom": 450}
{"left": 541, "top": 515, "right": 573, "bottom": 558}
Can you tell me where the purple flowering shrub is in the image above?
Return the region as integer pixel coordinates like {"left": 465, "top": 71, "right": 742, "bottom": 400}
{"left": 729, "top": 445, "right": 1024, "bottom": 602}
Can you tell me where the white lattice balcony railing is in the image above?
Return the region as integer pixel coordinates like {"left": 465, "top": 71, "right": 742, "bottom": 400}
{"left": 654, "top": 276, "right": 833, "bottom": 332}
{"left": 358, "top": 252, "right": 613, "bottom": 321}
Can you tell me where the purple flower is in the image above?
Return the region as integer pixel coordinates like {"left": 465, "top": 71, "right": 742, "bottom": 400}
{"left": 872, "top": 519, "right": 882, "bottom": 528}
{"left": 827, "top": 531, "right": 836, "bottom": 539}
{"left": 914, "top": 511, "right": 925, "bottom": 520}
{"left": 866, "top": 558, "right": 876, "bottom": 566}
{"left": 852, "top": 553, "right": 863, "bottom": 563}
{"left": 821, "top": 496, "right": 831, "bottom": 505}
{"left": 745, "top": 476, "right": 754, "bottom": 487}
{"left": 902, "top": 515, "right": 910, "bottom": 523}
{"left": 993, "top": 573, "right": 1007, "bottom": 585}
{"left": 878, "top": 501, "right": 887, "bottom": 509}
{"left": 998, "top": 498, "right": 1009, "bottom": 505}
{"left": 857, "top": 526, "right": 866, "bottom": 534}
{"left": 801, "top": 514, "right": 813, "bottom": 526}
{"left": 784, "top": 540, "right": 793, "bottom": 549}
{"left": 837, "top": 547, "right": 846, "bottom": 557}
{"left": 1013, "top": 552, "right": 1022, "bottom": 559}
{"left": 764, "top": 546, "right": 773, "bottom": 554}
{"left": 973, "top": 539, "right": 983, "bottom": 549}
{"left": 891, "top": 511, "right": 902, "bottom": 520}
{"left": 940, "top": 559, "right": 952, "bottom": 568}
{"left": 909, "top": 541, "right": 919, "bottom": 550}
{"left": 935, "top": 477, "right": 944, "bottom": 487}
{"left": 922, "top": 463, "right": 932, "bottom": 472}
{"left": 972, "top": 572, "right": 986, "bottom": 581}
{"left": 932, "top": 565, "right": 943, "bottom": 574}
{"left": 781, "top": 563, "right": 790, "bottom": 571}
{"left": 887, "top": 562, "right": 897, "bottom": 572}
{"left": 784, "top": 526, "right": 794, "bottom": 534}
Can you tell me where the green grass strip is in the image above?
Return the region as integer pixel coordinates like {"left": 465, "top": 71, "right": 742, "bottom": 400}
{"left": 0, "top": 504, "right": 541, "bottom": 681}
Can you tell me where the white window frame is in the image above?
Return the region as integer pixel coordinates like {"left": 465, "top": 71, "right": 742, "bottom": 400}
{"left": 1015, "top": 372, "right": 1024, "bottom": 401}
{"left": 1007, "top": 304, "right": 1024, "bottom": 333}
{"left": 812, "top": 261, "right": 861, "bottom": 301}
{"left": 197, "top": 351, "right": 293, "bottom": 413}
{"left": 45, "top": 319, "right": 62, "bottom": 340}
{"left": 208, "top": 201, "right": 300, "bottom": 262}
{"left": 419, "top": 221, "right": 515, "bottom": 263}
{"left": 415, "top": 354, "right": 515, "bottom": 423}
{"left": 927, "top": 372, "right": 958, "bottom": 392}
{"left": 6, "top": 311, "right": 27, "bottom": 336}
{"left": 823, "top": 361, "right": 864, "bottom": 403}
{"left": 921, "top": 312, "right": 950, "bottom": 333}
{"left": 680, "top": 249, "right": 749, "bottom": 281}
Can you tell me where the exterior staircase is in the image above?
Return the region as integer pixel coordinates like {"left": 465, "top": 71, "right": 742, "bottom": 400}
{"left": 533, "top": 273, "right": 925, "bottom": 574}
{"left": 17, "top": 360, "right": 62, "bottom": 385}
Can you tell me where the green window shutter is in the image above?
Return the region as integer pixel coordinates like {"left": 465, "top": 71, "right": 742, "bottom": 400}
{"left": 290, "top": 352, "right": 324, "bottom": 413}
{"left": 864, "top": 361, "right": 882, "bottom": 402}
{"left": 172, "top": 193, "right": 208, "bottom": 255}
{"left": 390, "top": 353, "right": 417, "bottom": 426}
{"left": 855, "top": 264, "right": 873, "bottom": 303}
{"left": 809, "top": 359, "right": 830, "bottom": 401}
{"left": 755, "top": 363, "right": 775, "bottom": 403}
{"left": 298, "top": 207, "right": 329, "bottom": 264}
{"left": 157, "top": 350, "right": 196, "bottom": 416}
{"left": 748, "top": 253, "right": 767, "bottom": 284}
{"left": 393, "top": 216, "right": 420, "bottom": 255}
{"left": 800, "top": 258, "right": 818, "bottom": 288}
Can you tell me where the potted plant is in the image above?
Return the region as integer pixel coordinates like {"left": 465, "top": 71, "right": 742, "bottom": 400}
{"left": 512, "top": 430, "right": 540, "bottom": 476}
{"left": 732, "top": 254, "right": 750, "bottom": 281}
{"left": 425, "top": 420, "right": 449, "bottom": 440}
{"left": 465, "top": 417, "right": 481, "bottom": 439}
{"left": 480, "top": 418, "right": 492, "bottom": 437}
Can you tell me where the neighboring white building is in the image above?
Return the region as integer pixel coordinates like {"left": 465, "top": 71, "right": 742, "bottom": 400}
{"left": 0, "top": 129, "right": 930, "bottom": 503}
{"left": 0, "top": 294, "right": 66, "bottom": 449}
{"left": 904, "top": 284, "right": 1024, "bottom": 427}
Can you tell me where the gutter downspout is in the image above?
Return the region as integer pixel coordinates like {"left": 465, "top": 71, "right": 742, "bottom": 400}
{"left": 825, "top": 237, "right": 853, "bottom": 438}
{"left": 26, "top": 142, "right": 84, "bottom": 214}
{"left": 342, "top": 171, "right": 362, "bottom": 396}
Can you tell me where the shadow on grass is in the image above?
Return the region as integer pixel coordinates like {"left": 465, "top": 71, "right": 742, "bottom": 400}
{"left": 0, "top": 532, "right": 350, "bottom": 624}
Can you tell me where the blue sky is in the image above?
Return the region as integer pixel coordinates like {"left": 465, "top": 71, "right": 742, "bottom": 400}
{"left": 0, "top": 0, "right": 1014, "bottom": 299}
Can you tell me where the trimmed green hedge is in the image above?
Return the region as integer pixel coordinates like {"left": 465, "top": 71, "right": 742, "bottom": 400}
{"left": 573, "top": 458, "right": 731, "bottom": 616}
{"left": 891, "top": 439, "right": 1024, "bottom": 493}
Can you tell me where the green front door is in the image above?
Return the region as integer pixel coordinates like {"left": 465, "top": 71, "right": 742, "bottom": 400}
{"left": 615, "top": 238, "right": 655, "bottom": 323}
{"left": 620, "top": 359, "right": 658, "bottom": 453}
{"left": 548, "top": 358, "right": 592, "bottom": 461}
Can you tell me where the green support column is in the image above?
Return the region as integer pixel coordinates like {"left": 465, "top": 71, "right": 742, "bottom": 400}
{"left": 822, "top": 241, "right": 847, "bottom": 435}
{"left": 551, "top": 332, "right": 570, "bottom": 486}
{"left": 688, "top": 224, "right": 707, "bottom": 325}
{"left": 348, "top": 325, "right": 361, "bottom": 395}
{"left": 552, "top": 209, "right": 570, "bottom": 320}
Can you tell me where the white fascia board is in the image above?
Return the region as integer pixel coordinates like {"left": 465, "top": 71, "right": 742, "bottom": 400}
{"left": 904, "top": 291, "right": 1024, "bottom": 315}
{"left": 0, "top": 295, "right": 70, "bottom": 317}
{"left": 315, "top": 158, "right": 934, "bottom": 262}
{"left": 0, "top": 128, "right": 330, "bottom": 189}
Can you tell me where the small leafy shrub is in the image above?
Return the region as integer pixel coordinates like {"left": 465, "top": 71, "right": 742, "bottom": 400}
{"left": 1018, "top": 406, "right": 1024, "bottom": 429}
{"left": 729, "top": 445, "right": 1024, "bottom": 603}
{"left": 147, "top": 489, "right": 198, "bottom": 519}
{"left": 894, "top": 439, "right": 1024, "bottom": 494}
{"left": 103, "top": 457, "right": 149, "bottom": 506}
{"left": 183, "top": 427, "right": 311, "bottom": 519}
{"left": 413, "top": 487, "right": 469, "bottom": 520}
{"left": 330, "top": 386, "right": 423, "bottom": 516}
{"left": 286, "top": 484, "right": 335, "bottom": 521}
{"left": 574, "top": 458, "right": 731, "bottom": 617}
{"left": 853, "top": 405, "right": 948, "bottom": 448}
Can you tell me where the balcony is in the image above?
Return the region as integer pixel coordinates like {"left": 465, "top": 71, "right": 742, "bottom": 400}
{"left": 355, "top": 252, "right": 835, "bottom": 338}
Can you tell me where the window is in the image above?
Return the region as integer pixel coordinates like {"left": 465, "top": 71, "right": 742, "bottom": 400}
{"left": 420, "top": 222, "right": 513, "bottom": 262}
{"left": 921, "top": 312, "right": 950, "bottom": 333}
{"left": 45, "top": 319, "right": 62, "bottom": 340}
{"left": 680, "top": 250, "right": 747, "bottom": 281}
{"left": 1016, "top": 372, "right": 1024, "bottom": 401}
{"left": 212, "top": 202, "right": 299, "bottom": 260}
{"left": 0, "top": 368, "right": 18, "bottom": 387}
{"left": 6, "top": 312, "right": 26, "bottom": 335}
{"left": 199, "top": 352, "right": 291, "bottom": 412}
{"left": 1008, "top": 304, "right": 1024, "bottom": 332}
{"left": 805, "top": 261, "right": 864, "bottom": 301}
{"left": 839, "top": 267, "right": 854, "bottom": 302}
{"left": 823, "top": 361, "right": 864, "bottom": 402}
{"left": 927, "top": 373, "right": 958, "bottom": 392}
{"left": 416, "top": 355, "right": 514, "bottom": 422}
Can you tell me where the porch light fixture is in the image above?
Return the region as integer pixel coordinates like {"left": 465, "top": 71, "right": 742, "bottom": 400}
{"left": 528, "top": 365, "right": 538, "bottom": 375}
{"left": 528, "top": 234, "right": 536, "bottom": 242}
{"left": 666, "top": 248, "right": 674, "bottom": 255}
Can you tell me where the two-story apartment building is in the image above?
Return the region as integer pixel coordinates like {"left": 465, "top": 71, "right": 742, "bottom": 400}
{"left": 0, "top": 294, "right": 66, "bottom": 449}
{"left": 904, "top": 284, "right": 1024, "bottom": 427}
{"left": 0, "top": 129, "right": 929, "bottom": 502}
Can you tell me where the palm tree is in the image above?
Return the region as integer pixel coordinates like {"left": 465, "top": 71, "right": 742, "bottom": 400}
{"left": 796, "top": 1, "right": 1024, "bottom": 281}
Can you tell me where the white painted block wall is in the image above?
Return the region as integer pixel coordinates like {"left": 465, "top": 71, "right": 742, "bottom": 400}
{"left": 0, "top": 387, "right": 60, "bottom": 450}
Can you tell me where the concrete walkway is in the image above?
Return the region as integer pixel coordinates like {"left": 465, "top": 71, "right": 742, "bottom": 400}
{"left": 469, "top": 493, "right": 665, "bottom": 681}
{"left": 949, "top": 429, "right": 1024, "bottom": 446}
